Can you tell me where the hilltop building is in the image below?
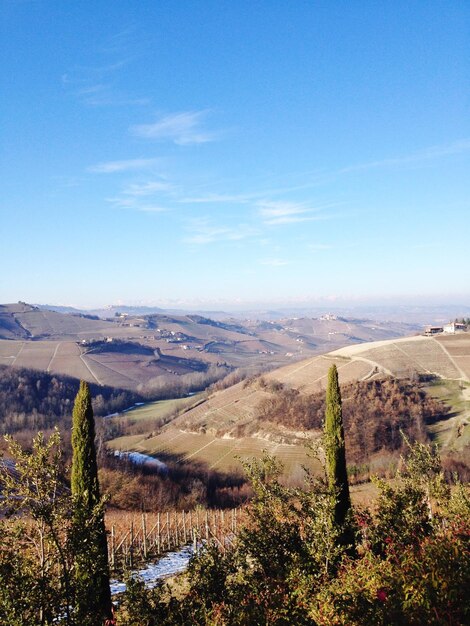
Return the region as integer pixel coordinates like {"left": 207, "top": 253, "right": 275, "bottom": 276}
{"left": 443, "top": 322, "right": 467, "bottom": 334}
{"left": 424, "top": 325, "right": 443, "bottom": 336}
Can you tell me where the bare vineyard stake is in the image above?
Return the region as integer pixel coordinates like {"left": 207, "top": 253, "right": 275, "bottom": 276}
{"left": 174, "top": 510, "right": 179, "bottom": 545}
{"left": 167, "top": 512, "right": 170, "bottom": 550}
{"left": 108, "top": 507, "right": 241, "bottom": 565}
{"left": 110, "top": 525, "right": 115, "bottom": 568}
{"left": 130, "top": 521, "right": 134, "bottom": 568}
{"left": 142, "top": 513, "right": 147, "bottom": 559}
{"left": 157, "top": 512, "right": 161, "bottom": 555}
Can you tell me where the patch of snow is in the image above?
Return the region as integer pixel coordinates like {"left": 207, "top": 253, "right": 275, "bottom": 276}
{"left": 110, "top": 545, "right": 195, "bottom": 595}
{"left": 114, "top": 450, "right": 168, "bottom": 472}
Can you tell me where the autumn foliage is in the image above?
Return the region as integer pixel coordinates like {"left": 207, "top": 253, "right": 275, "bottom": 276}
{"left": 257, "top": 376, "right": 446, "bottom": 463}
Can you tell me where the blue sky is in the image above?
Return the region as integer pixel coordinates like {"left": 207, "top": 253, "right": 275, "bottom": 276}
{"left": 1, "top": 1, "right": 469, "bottom": 309}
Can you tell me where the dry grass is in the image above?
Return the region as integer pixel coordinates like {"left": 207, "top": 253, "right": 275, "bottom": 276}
{"left": 119, "top": 394, "right": 204, "bottom": 423}
{"left": 424, "top": 378, "right": 470, "bottom": 451}
{"left": 108, "top": 428, "right": 322, "bottom": 479}
{"left": 107, "top": 335, "right": 470, "bottom": 481}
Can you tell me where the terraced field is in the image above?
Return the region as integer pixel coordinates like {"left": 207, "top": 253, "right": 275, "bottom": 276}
{"left": 332, "top": 335, "right": 470, "bottom": 381}
{"left": 264, "top": 354, "right": 374, "bottom": 393}
{"left": 109, "top": 429, "right": 319, "bottom": 476}
{"left": 111, "top": 394, "right": 204, "bottom": 423}
{"left": 108, "top": 333, "right": 470, "bottom": 477}
{"left": 435, "top": 334, "right": 470, "bottom": 379}
{"left": 0, "top": 338, "right": 214, "bottom": 390}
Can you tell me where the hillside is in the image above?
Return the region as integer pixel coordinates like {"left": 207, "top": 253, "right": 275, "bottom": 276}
{"left": 0, "top": 302, "right": 417, "bottom": 392}
{"left": 108, "top": 333, "right": 470, "bottom": 478}
{"left": 0, "top": 303, "right": 133, "bottom": 341}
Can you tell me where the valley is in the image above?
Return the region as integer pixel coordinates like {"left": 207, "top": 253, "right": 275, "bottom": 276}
{"left": 2, "top": 302, "right": 468, "bottom": 485}
{"left": 107, "top": 333, "right": 470, "bottom": 480}
{"left": 0, "top": 302, "right": 417, "bottom": 392}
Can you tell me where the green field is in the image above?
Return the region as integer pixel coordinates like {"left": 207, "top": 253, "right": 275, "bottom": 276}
{"left": 120, "top": 394, "right": 205, "bottom": 423}
{"left": 108, "top": 428, "right": 321, "bottom": 478}
{"left": 424, "top": 378, "right": 470, "bottom": 450}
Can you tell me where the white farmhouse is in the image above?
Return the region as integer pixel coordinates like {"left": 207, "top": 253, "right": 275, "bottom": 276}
{"left": 443, "top": 322, "right": 467, "bottom": 334}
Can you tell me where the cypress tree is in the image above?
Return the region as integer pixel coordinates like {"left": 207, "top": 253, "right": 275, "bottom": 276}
{"left": 71, "top": 381, "right": 112, "bottom": 625}
{"left": 324, "top": 364, "right": 355, "bottom": 553}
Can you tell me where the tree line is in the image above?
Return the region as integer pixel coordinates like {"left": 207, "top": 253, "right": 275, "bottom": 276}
{"left": 0, "top": 365, "right": 143, "bottom": 434}
{"left": 256, "top": 376, "right": 447, "bottom": 463}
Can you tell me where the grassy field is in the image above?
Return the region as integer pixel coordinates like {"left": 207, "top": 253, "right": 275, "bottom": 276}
{"left": 424, "top": 378, "right": 470, "bottom": 451}
{"left": 108, "top": 429, "right": 321, "bottom": 478}
{"left": 120, "top": 394, "right": 205, "bottom": 423}
{"left": 0, "top": 338, "right": 219, "bottom": 390}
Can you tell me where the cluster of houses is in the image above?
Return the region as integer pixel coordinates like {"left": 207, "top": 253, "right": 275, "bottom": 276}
{"left": 424, "top": 321, "right": 467, "bottom": 336}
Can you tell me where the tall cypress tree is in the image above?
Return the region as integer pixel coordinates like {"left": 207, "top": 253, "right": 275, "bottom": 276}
{"left": 71, "top": 381, "right": 113, "bottom": 625}
{"left": 324, "top": 364, "right": 355, "bottom": 553}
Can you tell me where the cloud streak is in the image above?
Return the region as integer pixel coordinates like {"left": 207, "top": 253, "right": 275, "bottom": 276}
{"left": 309, "top": 243, "right": 332, "bottom": 250}
{"left": 122, "top": 180, "right": 171, "bottom": 196}
{"left": 183, "top": 219, "right": 258, "bottom": 244}
{"left": 257, "top": 200, "right": 331, "bottom": 225}
{"left": 106, "top": 196, "right": 169, "bottom": 213}
{"left": 340, "top": 138, "right": 470, "bottom": 174}
{"left": 178, "top": 192, "right": 251, "bottom": 204}
{"left": 260, "top": 258, "right": 289, "bottom": 266}
{"left": 88, "top": 158, "right": 160, "bottom": 173}
{"left": 62, "top": 32, "right": 148, "bottom": 108}
{"left": 131, "top": 110, "right": 217, "bottom": 145}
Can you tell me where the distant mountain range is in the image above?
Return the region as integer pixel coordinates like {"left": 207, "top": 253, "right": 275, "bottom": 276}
{"left": 34, "top": 302, "right": 470, "bottom": 326}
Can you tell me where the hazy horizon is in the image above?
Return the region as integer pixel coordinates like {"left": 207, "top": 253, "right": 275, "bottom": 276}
{"left": 25, "top": 294, "right": 470, "bottom": 315}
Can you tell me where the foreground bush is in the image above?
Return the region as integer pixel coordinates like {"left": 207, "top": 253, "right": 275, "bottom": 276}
{"left": 118, "top": 442, "right": 470, "bottom": 625}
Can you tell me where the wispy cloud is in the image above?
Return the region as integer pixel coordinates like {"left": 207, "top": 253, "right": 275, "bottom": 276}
{"left": 340, "top": 138, "right": 470, "bottom": 174}
{"left": 260, "top": 258, "right": 289, "bottom": 266}
{"left": 106, "top": 196, "right": 169, "bottom": 213}
{"left": 410, "top": 242, "right": 444, "bottom": 250}
{"left": 183, "top": 219, "right": 258, "bottom": 244}
{"left": 99, "top": 26, "right": 139, "bottom": 55}
{"left": 309, "top": 243, "right": 332, "bottom": 250}
{"left": 65, "top": 77, "right": 149, "bottom": 106}
{"left": 257, "top": 200, "right": 330, "bottom": 225}
{"left": 88, "top": 158, "right": 160, "bottom": 173}
{"left": 178, "top": 192, "right": 250, "bottom": 204}
{"left": 134, "top": 205, "right": 169, "bottom": 213}
{"left": 105, "top": 178, "right": 172, "bottom": 212}
{"left": 131, "top": 110, "right": 218, "bottom": 145}
{"left": 122, "top": 180, "right": 171, "bottom": 196}
{"left": 62, "top": 34, "right": 148, "bottom": 107}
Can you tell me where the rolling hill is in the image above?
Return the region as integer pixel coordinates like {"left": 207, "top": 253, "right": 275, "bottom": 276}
{"left": 0, "top": 303, "right": 418, "bottom": 392}
{"left": 108, "top": 333, "right": 470, "bottom": 477}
